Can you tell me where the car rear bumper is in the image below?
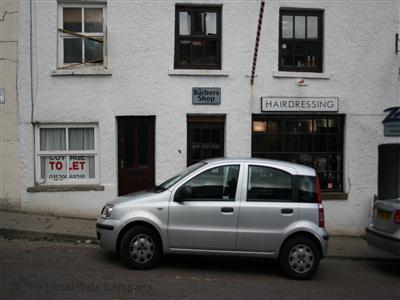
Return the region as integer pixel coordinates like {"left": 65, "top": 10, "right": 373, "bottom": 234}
{"left": 365, "top": 225, "right": 400, "bottom": 259}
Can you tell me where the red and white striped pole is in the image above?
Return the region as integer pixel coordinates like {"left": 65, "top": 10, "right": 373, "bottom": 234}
{"left": 250, "top": 0, "right": 265, "bottom": 85}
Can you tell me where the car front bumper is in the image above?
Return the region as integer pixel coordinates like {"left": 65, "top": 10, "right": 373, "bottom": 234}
{"left": 96, "top": 218, "right": 123, "bottom": 253}
{"left": 365, "top": 225, "right": 400, "bottom": 259}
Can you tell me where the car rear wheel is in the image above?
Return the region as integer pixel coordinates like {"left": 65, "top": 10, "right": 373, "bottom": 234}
{"left": 279, "top": 236, "right": 320, "bottom": 280}
{"left": 120, "top": 225, "right": 162, "bottom": 269}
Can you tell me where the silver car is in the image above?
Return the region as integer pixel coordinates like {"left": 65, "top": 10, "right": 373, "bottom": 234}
{"left": 365, "top": 198, "right": 400, "bottom": 258}
{"left": 96, "top": 158, "right": 329, "bottom": 279}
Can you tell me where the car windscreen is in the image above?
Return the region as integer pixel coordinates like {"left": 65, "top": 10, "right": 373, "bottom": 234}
{"left": 155, "top": 162, "right": 207, "bottom": 191}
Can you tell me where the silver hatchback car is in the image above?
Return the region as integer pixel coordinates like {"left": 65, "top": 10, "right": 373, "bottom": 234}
{"left": 96, "top": 158, "right": 329, "bottom": 279}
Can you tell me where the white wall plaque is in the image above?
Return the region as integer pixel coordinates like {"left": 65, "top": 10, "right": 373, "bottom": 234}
{"left": 261, "top": 97, "right": 338, "bottom": 112}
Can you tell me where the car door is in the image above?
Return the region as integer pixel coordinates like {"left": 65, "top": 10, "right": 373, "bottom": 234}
{"left": 168, "top": 163, "right": 242, "bottom": 251}
{"left": 236, "top": 163, "right": 298, "bottom": 253}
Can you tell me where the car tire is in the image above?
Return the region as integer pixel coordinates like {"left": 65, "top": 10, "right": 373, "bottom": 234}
{"left": 120, "top": 225, "right": 162, "bottom": 270}
{"left": 279, "top": 236, "right": 320, "bottom": 280}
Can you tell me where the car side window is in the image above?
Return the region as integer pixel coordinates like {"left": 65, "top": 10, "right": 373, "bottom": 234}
{"left": 176, "top": 165, "right": 240, "bottom": 201}
{"left": 298, "top": 175, "right": 318, "bottom": 203}
{"left": 247, "top": 165, "right": 292, "bottom": 202}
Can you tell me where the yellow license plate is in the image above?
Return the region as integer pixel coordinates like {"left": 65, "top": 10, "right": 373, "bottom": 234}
{"left": 377, "top": 209, "right": 391, "bottom": 220}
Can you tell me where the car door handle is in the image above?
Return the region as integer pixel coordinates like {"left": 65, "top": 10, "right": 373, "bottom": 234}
{"left": 221, "top": 207, "right": 234, "bottom": 213}
{"left": 281, "top": 208, "right": 293, "bottom": 214}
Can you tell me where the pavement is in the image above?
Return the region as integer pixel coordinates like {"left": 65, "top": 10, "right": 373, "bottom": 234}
{"left": 0, "top": 209, "right": 394, "bottom": 260}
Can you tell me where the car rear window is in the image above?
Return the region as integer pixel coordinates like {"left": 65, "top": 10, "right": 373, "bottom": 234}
{"left": 298, "top": 176, "right": 318, "bottom": 203}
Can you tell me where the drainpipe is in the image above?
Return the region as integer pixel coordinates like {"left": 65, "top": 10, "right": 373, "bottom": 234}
{"left": 30, "top": 0, "right": 36, "bottom": 186}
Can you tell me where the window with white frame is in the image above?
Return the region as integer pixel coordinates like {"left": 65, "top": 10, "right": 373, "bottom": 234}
{"left": 58, "top": 4, "right": 106, "bottom": 67}
{"left": 36, "top": 125, "right": 99, "bottom": 184}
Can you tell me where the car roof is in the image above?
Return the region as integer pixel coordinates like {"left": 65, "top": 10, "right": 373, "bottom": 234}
{"left": 203, "top": 157, "right": 316, "bottom": 176}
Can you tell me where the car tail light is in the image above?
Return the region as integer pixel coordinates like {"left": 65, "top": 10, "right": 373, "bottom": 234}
{"left": 316, "top": 176, "right": 325, "bottom": 228}
{"left": 394, "top": 210, "right": 400, "bottom": 224}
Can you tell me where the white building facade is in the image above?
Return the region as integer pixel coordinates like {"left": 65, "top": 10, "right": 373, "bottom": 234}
{"left": 18, "top": 0, "right": 400, "bottom": 235}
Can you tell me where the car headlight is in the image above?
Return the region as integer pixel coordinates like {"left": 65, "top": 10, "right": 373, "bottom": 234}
{"left": 101, "top": 204, "right": 114, "bottom": 219}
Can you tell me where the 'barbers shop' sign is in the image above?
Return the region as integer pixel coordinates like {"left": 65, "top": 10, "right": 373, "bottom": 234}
{"left": 192, "top": 87, "right": 221, "bottom": 105}
{"left": 383, "top": 107, "right": 400, "bottom": 136}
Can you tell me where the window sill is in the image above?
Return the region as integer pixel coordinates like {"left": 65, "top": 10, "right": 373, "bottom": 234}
{"left": 321, "top": 192, "right": 348, "bottom": 200}
{"left": 51, "top": 66, "right": 112, "bottom": 76}
{"left": 168, "top": 68, "right": 229, "bottom": 77}
{"left": 27, "top": 184, "right": 105, "bottom": 193}
{"left": 272, "top": 71, "right": 330, "bottom": 79}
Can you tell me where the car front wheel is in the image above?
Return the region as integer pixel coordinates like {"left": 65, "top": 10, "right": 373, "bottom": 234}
{"left": 279, "top": 236, "right": 320, "bottom": 280}
{"left": 120, "top": 225, "right": 162, "bottom": 270}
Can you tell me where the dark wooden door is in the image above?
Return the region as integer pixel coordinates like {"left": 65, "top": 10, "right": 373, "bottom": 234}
{"left": 378, "top": 144, "right": 400, "bottom": 200}
{"left": 187, "top": 115, "right": 225, "bottom": 166}
{"left": 117, "top": 116, "right": 155, "bottom": 196}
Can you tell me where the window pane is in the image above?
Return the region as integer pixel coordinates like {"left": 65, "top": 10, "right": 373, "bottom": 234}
{"left": 205, "top": 40, "right": 217, "bottom": 64}
{"left": 299, "top": 134, "right": 313, "bottom": 152}
{"left": 69, "top": 155, "right": 94, "bottom": 180}
{"left": 84, "top": 38, "right": 103, "bottom": 63}
{"left": 295, "top": 16, "right": 306, "bottom": 38}
{"left": 191, "top": 40, "right": 204, "bottom": 64}
{"left": 64, "top": 38, "right": 82, "bottom": 63}
{"left": 179, "top": 12, "right": 191, "bottom": 35}
{"left": 205, "top": 12, "right": 217, "bottom": 35}
{"left": 282, "top": 15, "right": 293, "bottom": 38}
{"left": 305, "top": 44, "right": 319, "bottom": 68}
{"left": 284, "top": 134, "right": 298, "bottom": 152}
{"left": 181, "top": 165, "right": 240, "bottom": 200}
{"left": 247, "top": 166, "right": 292, "bottom": 201}
{"left": 307, "top": 16, "right": 318, "bottom": 38}
{"left": 281, "top": 43, "right": 293, "bottom": 66}
{"left": 84, "top": 8, "right": 103, "bottom": 32}
{"left": 40, "top": 128, "right": 66, "bottom": 151}
{"left": 294, "top": 44, "right": 306, "bottom": 67}
{"left": 298, "top": 176, "right": 317, "bottom": 203}
{"left": 192, "top": 12, "right": 205, "bottom": 34}
{"left": 68, "top": 128, "right": 94, "bottom": 150}
{"left": 41, "top": 156, "right": 67, "bottom": 182}
{"left": 63, "top": 8, "right": 82, "bottom": 32}
{"left": 179, "top": 40, "right": 191, "bottom": 65}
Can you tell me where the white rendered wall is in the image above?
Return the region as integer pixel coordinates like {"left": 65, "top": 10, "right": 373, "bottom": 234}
{"left": 18, "top": 0, "right": 400, "bottom": 234}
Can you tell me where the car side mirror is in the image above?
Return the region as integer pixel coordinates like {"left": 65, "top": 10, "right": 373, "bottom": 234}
{"left": 175, "top": 186, "right": 192, "bottom": 202}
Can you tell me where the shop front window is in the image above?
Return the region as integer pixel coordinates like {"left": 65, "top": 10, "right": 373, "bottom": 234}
{"left": 36, "top": 125, "right": 98, "bottom": 184}
{"left": 252, "top": 115, "right": 344, "bottom": 192}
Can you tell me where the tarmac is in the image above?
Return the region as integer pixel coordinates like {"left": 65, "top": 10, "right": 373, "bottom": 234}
{"left": 0, "top": 209, "right": 397, "bottom": 261}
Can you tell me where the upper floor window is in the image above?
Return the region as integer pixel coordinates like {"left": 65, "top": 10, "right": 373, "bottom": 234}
{"left": 58, "top": 4, "right": 106, "bottom": 68}
{"left": 279, "top": 8, "right": 323, "bottom": 72}
{"left": 175, "top": 5, "right": 222, "bottom": 69}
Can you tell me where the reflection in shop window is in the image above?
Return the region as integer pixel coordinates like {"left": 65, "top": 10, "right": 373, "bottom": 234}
{"left": 252, "top": 115, "right": 344, "bottom": 192}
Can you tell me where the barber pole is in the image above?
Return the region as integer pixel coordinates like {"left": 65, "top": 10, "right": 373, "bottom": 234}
{"left": 250, "top": 0, "right": 265, "bottom": 85}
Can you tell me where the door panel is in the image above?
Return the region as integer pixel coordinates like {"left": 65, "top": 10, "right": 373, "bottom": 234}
{"left": 236, "top": 164, "right": 298, "bottom": 253}
{"left": 117, "top": 116, "right": 155, "bottom": 196}
{"left": 168, "top": 164, "right": 241, "bottom": 251}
